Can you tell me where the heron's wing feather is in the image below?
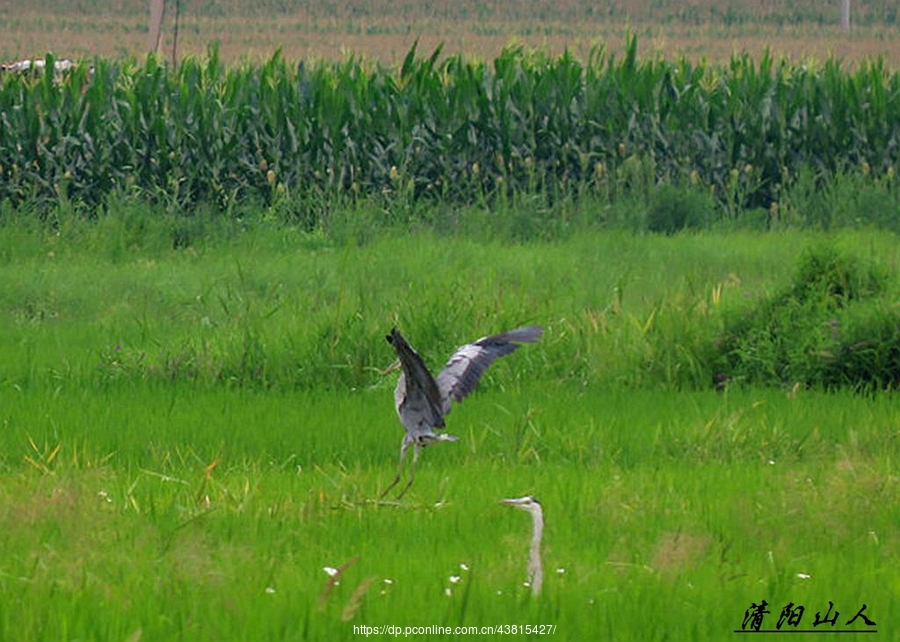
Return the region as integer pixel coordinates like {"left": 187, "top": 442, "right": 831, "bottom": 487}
{"left": 388, "top": 329, "right": 445, "bottom": 429}
{"left": 436, "top": 325, "right": 543, "bottom": 413}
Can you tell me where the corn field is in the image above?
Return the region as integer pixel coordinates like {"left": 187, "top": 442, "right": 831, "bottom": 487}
{"left": 2, "top": 36, "right": 900, "bottom": 222}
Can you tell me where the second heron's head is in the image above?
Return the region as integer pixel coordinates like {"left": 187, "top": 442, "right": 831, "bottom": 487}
{"left": 499, "top": 496, "right": 542, "bottom": 514}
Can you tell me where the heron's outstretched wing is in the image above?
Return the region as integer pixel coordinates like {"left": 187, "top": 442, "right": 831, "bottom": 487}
{"left": 436, "top": 325, "right": 543, "bottom": 413}
{"left": 387, "top": 328, "right": 444, "bottom": 427}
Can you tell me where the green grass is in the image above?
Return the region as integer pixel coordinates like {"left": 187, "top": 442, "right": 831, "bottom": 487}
{"left": 2, "top": 386, "right": 897, "bottom": 639}
{"left": 1, "top": 215, "right": 899, "bottom": 639}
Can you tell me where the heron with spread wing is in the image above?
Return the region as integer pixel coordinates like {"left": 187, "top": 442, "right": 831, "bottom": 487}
{"left": 381, "top": 325, "right": 543, "bottom": 498}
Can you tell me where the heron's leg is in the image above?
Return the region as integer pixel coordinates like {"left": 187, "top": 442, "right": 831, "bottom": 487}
{"left": 395, "top": 444, "right": 420, "bottom": 499}
{"left": 379, "top": 440, "right": 409, "bottom": 498}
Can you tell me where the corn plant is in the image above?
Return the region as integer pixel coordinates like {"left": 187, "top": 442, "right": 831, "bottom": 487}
{"left": 2, "top": 37, "right": 900, "bottom": 227}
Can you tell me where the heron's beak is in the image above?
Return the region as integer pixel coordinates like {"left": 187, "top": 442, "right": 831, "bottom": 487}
{"left": 380, "top": 359, "right": 401, "bottom": 375}
{"left": 499, "top": 497, "right": 529, "bottom": 506}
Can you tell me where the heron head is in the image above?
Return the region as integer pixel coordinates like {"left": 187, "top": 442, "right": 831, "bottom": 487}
{"left": 499, "top": 495, "right": 542, "bottom": 513}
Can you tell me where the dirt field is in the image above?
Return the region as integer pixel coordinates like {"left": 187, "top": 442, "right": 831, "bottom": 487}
{"left": 3, "top": 1, "right": 900, "bottom": 66}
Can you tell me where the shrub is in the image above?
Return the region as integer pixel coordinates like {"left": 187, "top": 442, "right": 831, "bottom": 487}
{"left": 713, "top": 245, "right": 899, "bottom": 389}
{"left": 646, "top": 184, "right": 714, "bottom": 234}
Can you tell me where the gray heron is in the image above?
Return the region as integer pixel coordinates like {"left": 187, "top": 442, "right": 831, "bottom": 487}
{"left": 500, "top": 495, "right": 544, "bottom": 596}
{"left": 381, "top": 325, "right": 543, "bottom": 498}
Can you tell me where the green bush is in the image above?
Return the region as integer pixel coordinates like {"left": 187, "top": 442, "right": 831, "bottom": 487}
{"left": 646, "top": 184, "right": 714, "bottom": 234}
{"left": 714, "top": 245, "right": 899, "bottom": 389}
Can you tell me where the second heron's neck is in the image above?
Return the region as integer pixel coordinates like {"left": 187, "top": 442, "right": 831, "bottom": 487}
{"left": 530, "top": 508, "right": 544, "bottom": 550}
{"left": 528, "top": 508, "right": 544, "bottom": 595}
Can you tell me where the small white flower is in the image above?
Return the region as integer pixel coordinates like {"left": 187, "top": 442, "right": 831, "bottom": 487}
{"left": 444, "top": 587, "right": 452, "bottom": 597}
{"left": 265, "top": 586, "right": 276, "bottom": 594}
{"left": 523, "top": 581, "right": 531, "bottom": 588}
{"left": 323, "top": 567, "right": 339, "bottom": 577}
{"left": 555, "top": 567, "right": 566, "bottom": 574}
{"left": 459, "top": 563, "right": 470, "bottom": 571}
{"left": 796, "top": 573, "right": 811, "bottom": 580}
{"left": 449, "top": 575, "right": 461, "bottom": 584}
{"left": 383, "top": 578, "right": 393, "bottom": 584}
{"left": 767, "top": 459, "right": 775, "bottom": 465}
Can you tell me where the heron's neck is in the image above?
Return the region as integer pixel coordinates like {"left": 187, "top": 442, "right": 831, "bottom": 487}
{"left": 528, "top": 507, "right": 544, "bottom": 595}
{"left": 530, "top": 508, "right": 543, "bottom": 551}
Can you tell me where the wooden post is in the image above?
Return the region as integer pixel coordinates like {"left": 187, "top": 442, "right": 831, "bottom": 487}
{"left": 841, "top": 0, "right": 851, "bottom": 30}
{"left": 149, "top": 0, "right": 165, "bottom": 54}
{"left": 171, "top": 0, "right": 180, "bottom": 66}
